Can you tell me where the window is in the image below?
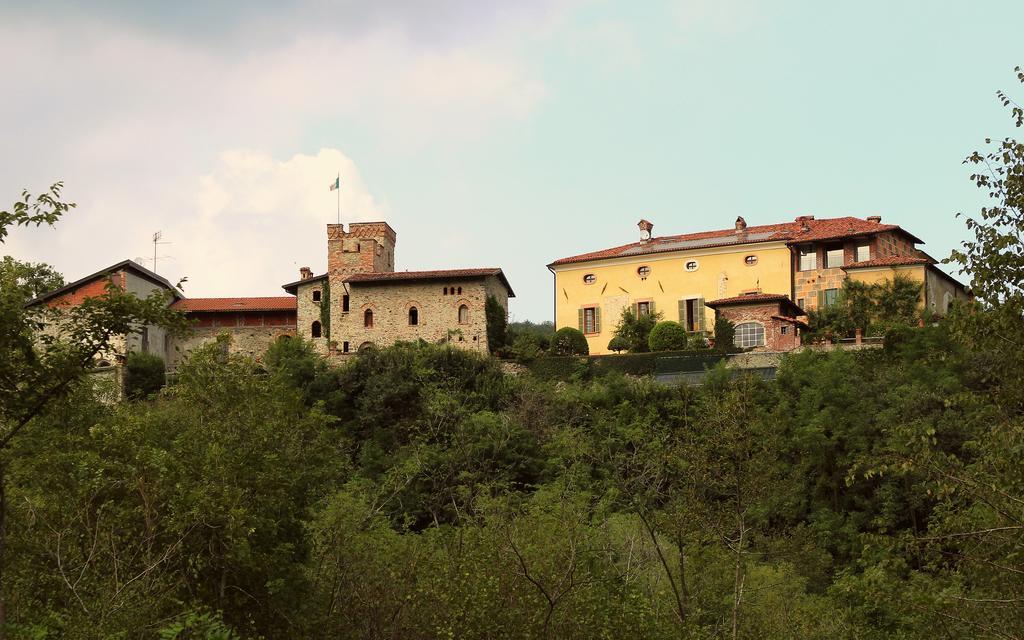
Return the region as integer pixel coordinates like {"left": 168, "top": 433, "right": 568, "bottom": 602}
{"left": 798, "top": 246, "right": 816, "bottom": 271}
{"left": 685, "top": 260, "right": 699, "bottom": 272}
{"left": 342, "top": 294, "right": 350, "bottom": 312}
{"left": 581, "top": 306, "right": 600, "bottom": 334}
{"left": 825, "top": 243, "right": 844, "bottom": 268}
{"left": 311, "top": 321, "right": 322, "bottom": 338}
{"left": 637, "top": 265, "right": 651, "bottom": 278}
{"left": 822, "top": 288, "right": 839, "bottom": 307}
{"left": 678, "top": 298, "right": 705, "bottom": 332}
{"left": 734, "top": 322, "right": 765, "bottom": 348}
{"left": 444, "top": 287, "right": 448, "bottom": 295}
{"left": 457, "top": 287, "right": 462, "bottom": 295}
{"left": 364, "top": 309, "right": 374, "bottom": 328}
{"left": 343, "top": 341, "right": 350, "bottom": 353}
{"left": 409, "top": 307, "right": 419, "bottom": 325}
{"left": 856, "top": 244, "right": 870, "bottom": 262}
{"left": 780, "top": 325, "right": 789, "bottom": 335}
{"left": 797, "top": 298, "right": 805, "bottom": 310}
{"left": 312, "top": 290, "right": 321, "bottom": 302}
{"left": 744, "top": 255, "right": 758, "bottom": 266}
{"left": 458, "top": 304, "right": 469, "bottom": 324}
{"left": 583, "top": 274, "right": 596, "bottom": 284}
{"left": 637, "top": 301, "right": 651, "bottom": 316}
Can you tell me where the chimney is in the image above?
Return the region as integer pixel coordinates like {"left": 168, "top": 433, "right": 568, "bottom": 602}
{"left": 637, "top": 219, "right": 654, "bottom": 244}
{"left": 735, "top": 216, "right": 747, "bottom": 233}
{"left": 299, "top": 266, "right": 313, "bottom": 280}
{"left": 867, "top": 215, "right": 882, "bottom": 224}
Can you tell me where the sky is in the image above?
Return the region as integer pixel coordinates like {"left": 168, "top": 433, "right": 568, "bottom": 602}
{"left": 2, "top": 0, "right": 1023, "bottom": 321}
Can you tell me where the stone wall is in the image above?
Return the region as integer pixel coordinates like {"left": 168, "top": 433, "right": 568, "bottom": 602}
{"left": 714, "top": 302, "right": 802, "bottom": 352}
{"left": 167, "top": 326, "right": 295, "bottom": 368}
{"left": 329, "top": 276, "right": 506, "bottom": 355}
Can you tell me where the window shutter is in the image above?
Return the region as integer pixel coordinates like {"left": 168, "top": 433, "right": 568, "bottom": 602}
{"left": 633, "top": 302, "right": 639, "bottom": 317}
{"left": 578, "top": 308, "right": 585, "bottom": 331}
{"left": 817, "top": 290, "right": 825, "bottom": 309}
{"left": 595, "top": 306, "right": 602, "bottom": 333}
{"left": 695, "top": 298, "right": 705, "bottom": 331}
{"left": 649, "top": 300, "right": 656, "bottom": 315}
{"left": 678, "top": 299, "right": 686, "bottom": 323}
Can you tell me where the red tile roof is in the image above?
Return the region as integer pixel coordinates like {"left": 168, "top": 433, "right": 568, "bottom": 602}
{"left": 706, "top": 293, "right": 793, "bottom": 306}
{"left": 706, "top": 293, "right": 805, "bottom": 316}
{"left": 344, "top": 268, "right": 515, "bottom": 297}
{"left": 548, "top": 216, "right": 920, "bottom": 267}
{"left": 171, "top": 297, "right": 297, "bottom": 313}
{"left": 840, "top": 256, "right": 932, "bottom": 269}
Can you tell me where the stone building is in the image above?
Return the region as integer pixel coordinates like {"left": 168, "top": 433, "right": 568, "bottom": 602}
{"left": 705, "top": 294, "right": 805, "bottom": 352}
{"left": 282, "top": 222, "right": 515, "bottom": 358}
{"left": 548, "top": 215, "right": 971, "bottom": 354}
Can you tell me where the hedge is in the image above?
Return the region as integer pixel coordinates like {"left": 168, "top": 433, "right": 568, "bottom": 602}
{"left": 524, "top": 349, "right": 730, "bottom": 380}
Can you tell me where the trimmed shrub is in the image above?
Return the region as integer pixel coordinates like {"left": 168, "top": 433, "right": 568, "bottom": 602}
{"left": 607, "top": 336, "right": 629, "bottom": 353}
{"left": 549, "top": 327, "right": 589, "bottom": 356}
{"left": 648, "top": 321, "right": 688, "bottom": 352}
{"left": 124, "top": 351, "right": 166, "bottom": 399}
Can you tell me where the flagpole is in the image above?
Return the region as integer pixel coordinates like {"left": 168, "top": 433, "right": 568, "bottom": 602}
{"left": 336, "top": 172, "right": 340, "bottom": 224}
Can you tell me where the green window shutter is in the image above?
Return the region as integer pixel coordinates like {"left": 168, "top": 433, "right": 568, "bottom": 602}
{"left": 649, "top": 300, "right": 656, "bottom": 315}
{"left": 817, "top": 290, "right": 825, "bottom": 309}
{"left": 678, "top": 299, "right": 686, "bottom": 323}
{"left": 595, "top": 306, "right": 602, "bottom": 333}
{"left": 633, "top": 302, "right": 639, "bottom": 317}
{"left": 696, "top": 298, "right": 705, "bottom": 331}
{"left": 578, "top": 308, "right": 585, "bottom": 331}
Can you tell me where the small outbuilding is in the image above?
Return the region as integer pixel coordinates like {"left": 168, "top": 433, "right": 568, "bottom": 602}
{"left": 705, "top": 293, "right": 806, "bottom": 352}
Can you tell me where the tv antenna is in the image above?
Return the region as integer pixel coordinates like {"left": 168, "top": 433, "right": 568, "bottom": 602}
{"left": 151, "top": 231, "right": 172, "bottom": 273}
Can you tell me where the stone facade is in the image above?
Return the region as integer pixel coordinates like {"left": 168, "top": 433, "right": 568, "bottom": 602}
{"left": 166, "top": 309, "right": 296, "bottom": 368}
{"left": 287, "top": 223, "right": 514, "bottom": 359}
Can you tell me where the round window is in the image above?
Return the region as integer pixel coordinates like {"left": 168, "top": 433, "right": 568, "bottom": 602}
{"left": 744, "top": 255, "right": 758, "bottom": 266}
{"left": 637, "top": 266, "right": 651, "bottom": 278}
{"left": 685, "top": 260, "right": 699, "bottom": 272}
{"left": 583, "top": 273, "right": 596, "bottom": 284}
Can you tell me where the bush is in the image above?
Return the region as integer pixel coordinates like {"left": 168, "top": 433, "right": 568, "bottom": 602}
{"left": 549, "top": 327, "right": 589, "bottom": 356}
{"left": 647, "top": 321, "right": 688, "bottom": 351}
{"left": 611, "top": 308, "right": 662, "bottom": 353}
{"left": 713, "top": 317, "right": 736, "bottom": 352}
{"left": 485, "top": 295, "right": 507, "bottom": 355}
{"left": 607, "top": 336, "right": 629, "bottom": 353}
{"left": 124, "top": 351, "right": 165, "bottom": 399}
{"left": 511, "top": 332, "right": 543, "bottom": 362}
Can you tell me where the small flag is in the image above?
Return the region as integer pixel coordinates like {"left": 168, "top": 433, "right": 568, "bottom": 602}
{"left": 329, "top": 176, "right": 340, "bottom": 191}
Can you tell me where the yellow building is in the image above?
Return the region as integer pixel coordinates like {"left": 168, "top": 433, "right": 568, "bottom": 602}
{"left": 547, "top": 215, "right": 970, "bottom": 354}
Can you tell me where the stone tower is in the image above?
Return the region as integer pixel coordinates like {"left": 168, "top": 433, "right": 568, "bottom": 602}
{"left": 326, "top": 222, "right": 397, "bottom": 277}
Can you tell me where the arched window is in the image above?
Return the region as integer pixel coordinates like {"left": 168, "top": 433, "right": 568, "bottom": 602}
{"left": 409, "top": 307, "right": 419, "bottom": 325}
{"left": 444, "top": 287, "right": 448, "bottom": 295}
{"left": 311, "top": 321, "right": 322, "bottom": 338}
{"left": 457, "top": 286, "right": 462, "bottom": 295}
{"left": 364, "top": 309, "right": 374, "bottom": 328}
{"left": 458, "top": 304, "right": 469, "bottom": 324}
{"left": 734, "top": 322, "right": 765, "bottom": 348}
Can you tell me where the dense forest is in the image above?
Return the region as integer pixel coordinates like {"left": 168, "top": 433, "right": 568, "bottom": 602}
{"left": 2, "top": 73, "right": 1024, "bottom": 639}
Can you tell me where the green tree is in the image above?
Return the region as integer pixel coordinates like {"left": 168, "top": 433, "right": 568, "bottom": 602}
{"left": 713, "top": 317, "right": 736, "bottom": 352}
{"left": 647, "top": 321, "right": 688, "bottom": 352}
{"left": 485, "top": 295, "right": 507, "bottom": 355}
{"left": 0, "top": 184, "right": 188, "bottom": 636}
{"left": 123, "top": 351, "right": 166, "bottom": 399}
{"left": 612, "top": 308, "right": 662, "bottom": 353}
{"left": 607, "top": 336, "right": 629, "bottom": 353}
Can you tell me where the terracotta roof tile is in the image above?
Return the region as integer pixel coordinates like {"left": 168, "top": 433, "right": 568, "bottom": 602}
{"left": 706, "top": 293, "right": 805, "bottom": 316}
{"left": 840, "top": 256, "right": 932, "bottom": 269}
{"left": 345, "top": 268, "right": 515, "bottom": 297}
{"left": 548, "top": 216, "right": 920, "bottom": 267}
{"left": 171, "top": 297, "right": 297, "bottom": 312}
